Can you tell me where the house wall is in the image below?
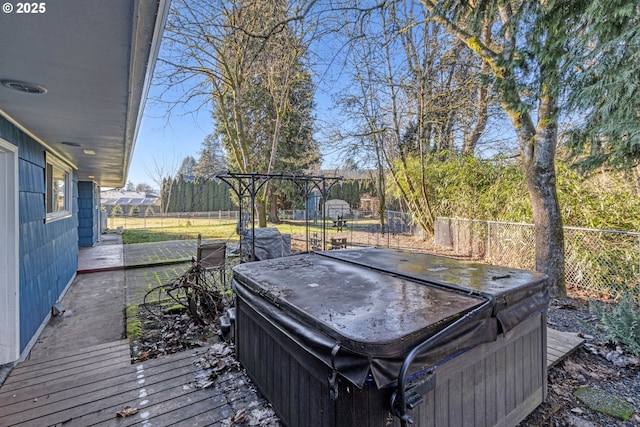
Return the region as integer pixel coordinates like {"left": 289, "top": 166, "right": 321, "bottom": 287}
{"left": 78, "top": 181, "right": 99, "bottom": 246}
{"left": 0, "top": 116, "right": 79, "bottom": 353}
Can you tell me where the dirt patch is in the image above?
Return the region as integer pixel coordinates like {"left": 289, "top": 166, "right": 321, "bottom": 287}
{"left": 519, "top": 295, "right": 640, "bottom": 426}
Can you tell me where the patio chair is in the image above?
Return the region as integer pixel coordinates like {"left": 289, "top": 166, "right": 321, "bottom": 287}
{"left": 197, "top": 239, "right": 227, "bottom": 289}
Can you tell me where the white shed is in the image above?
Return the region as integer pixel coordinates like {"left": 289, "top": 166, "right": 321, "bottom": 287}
{"left": 324, "top": 199, "right": 351, "bottom": 219}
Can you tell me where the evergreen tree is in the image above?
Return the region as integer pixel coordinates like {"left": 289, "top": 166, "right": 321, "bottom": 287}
{"left": 160, "top": 178, "right": 169, "bottom": 212}
{"left": 195, "top": 134, "right": 227, "bottom": 178}
{"left": 177, "top": 156, "right": 196, "bottom": 178}
{"left": 565, "top": 0, "right": 640, "bottom": 171}
{"left": 185, "top": 181, "right": 194, "bottom": 212}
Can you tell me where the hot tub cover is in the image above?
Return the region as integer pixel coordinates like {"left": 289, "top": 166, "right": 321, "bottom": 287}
{"left": 319, "top": 248, "right": 549, "bottom": 333}
{"left": 233, "top": 249, "right": 547, "bottom": 388}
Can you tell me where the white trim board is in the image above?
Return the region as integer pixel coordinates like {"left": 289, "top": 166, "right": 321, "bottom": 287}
{"left": 0, "top": 138, "right": 20, "bottom": 364}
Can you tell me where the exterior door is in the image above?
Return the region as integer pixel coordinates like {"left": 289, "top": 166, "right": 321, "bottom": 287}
{"left": 0, "top": 138, "right": 19, "bottom": 364}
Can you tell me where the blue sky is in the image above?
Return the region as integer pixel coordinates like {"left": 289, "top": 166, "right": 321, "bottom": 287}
{"left": 127, "top": 85, "right": 213, "bottom": 187}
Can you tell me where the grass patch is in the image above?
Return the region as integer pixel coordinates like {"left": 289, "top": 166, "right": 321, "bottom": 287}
{"left": 122, "top": 224, "right": 239, "bottom": 244}
{"left": 120, "top": 221, "right": 335, "bottom": 244}
{"left": 126, "top": 304, "right": 142, "bottom": 338}
{"left": 122, "top": 229, "right": 198, "bottom": 244}
{"left": 165, "top": 303, "right": 188, "bottom": 315}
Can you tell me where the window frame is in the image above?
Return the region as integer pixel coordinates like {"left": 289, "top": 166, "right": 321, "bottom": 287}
{"left": 45, "top": 153, "right": 72, "bottom": 221}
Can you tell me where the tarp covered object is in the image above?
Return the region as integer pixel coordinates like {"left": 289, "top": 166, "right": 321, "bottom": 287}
{"left": 240, "top": 227, "right": 291, "bottom": 260}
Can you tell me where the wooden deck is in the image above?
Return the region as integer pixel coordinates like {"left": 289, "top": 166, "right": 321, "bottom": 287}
{"left": 0, "top": 341, "right": 271, "bottom": 427}
{"left": 0, "top": 328, "right": 582, "bottom": 426}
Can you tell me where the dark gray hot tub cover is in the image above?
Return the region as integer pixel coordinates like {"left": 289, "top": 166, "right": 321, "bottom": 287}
{"left": 319, "top": 248, "right": 549, "bottom": 334}
{"left": 233, "top": 250, "right": 548, "bottom": 389}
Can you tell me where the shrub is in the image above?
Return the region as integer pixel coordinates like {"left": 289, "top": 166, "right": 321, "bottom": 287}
{"left": 589, "top": 293, "right": 640, "bottom": 355}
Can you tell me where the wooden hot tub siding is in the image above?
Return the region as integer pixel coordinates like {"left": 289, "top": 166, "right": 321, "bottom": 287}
{"left": 236, "top": 296, "right": 546, "bottom": 427}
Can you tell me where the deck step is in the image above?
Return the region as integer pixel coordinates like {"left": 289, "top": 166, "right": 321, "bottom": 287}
{"left": 547, "top": 328, "right": 584, "bottom": 369}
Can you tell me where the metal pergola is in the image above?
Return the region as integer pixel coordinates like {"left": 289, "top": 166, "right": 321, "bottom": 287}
{"left": 214, "top": 171, "right": 343, "bottom": 261}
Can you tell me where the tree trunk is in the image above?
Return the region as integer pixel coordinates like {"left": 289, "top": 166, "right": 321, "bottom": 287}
{"left": 526, "top": 94, "right": 565, "bottom": 296}
{"left": 464, "top": 19, "right": 492, "bottom": 155}
{"left": 505, "top": 91, "right": 566, "bottom": 297}
{"left": 268, "top": 186, "right": 281, "bottom": 224}
{"left": 525, "top": 156, "right": 565, "bottom": 296}
{"left": 256, "top": 196, "right": 267, "bottom": 228}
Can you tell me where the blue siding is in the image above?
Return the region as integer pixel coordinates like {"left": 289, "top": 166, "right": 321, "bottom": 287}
{"left": 19, "top": 160, "right": 45, "bottom": 193}
{"left": 77, "top": 181, "right": 99, "bottom": 246}
{"left": 1, "top": 116, "right": 79, "bottom": 353}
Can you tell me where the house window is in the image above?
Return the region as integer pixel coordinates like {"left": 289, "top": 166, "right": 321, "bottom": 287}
{"left": 46, "top": 154, "right": 72, "bottom": 220}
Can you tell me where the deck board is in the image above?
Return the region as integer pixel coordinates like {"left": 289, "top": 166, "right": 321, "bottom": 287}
{"left": 0, "top": 357, "right": 197, "bottom": 415}
{"left": 546, "top": 328, "right": 584, "bottom": 368}
{"left": 14, "top": 340, "right": 129, "bottom": 370}
{"left": 4, "top": 349, "right": 130, "bottom": 383}
{"left": 0, "top": 353, "right": 132, "bottom": 394}
{"left": 0, "top": 328, "right": 584, "bottom": 426}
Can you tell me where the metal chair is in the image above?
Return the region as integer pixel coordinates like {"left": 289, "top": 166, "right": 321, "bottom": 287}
{"left": 197, "top": 238, "right": 227, "bottom": 289}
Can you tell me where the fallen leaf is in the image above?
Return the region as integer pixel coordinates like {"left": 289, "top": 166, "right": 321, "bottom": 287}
{"left": 116, "top": 406, "right": 139, "bottom": 417}
{"left": 233, "top": 407, "right": 246, "bottom": 422}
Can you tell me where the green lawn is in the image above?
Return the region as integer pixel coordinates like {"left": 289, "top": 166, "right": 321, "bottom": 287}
{"left": 121, "top": 227, "right": 232, "bottom": 244}
{"left": 120, "top": 221, "right": 336, "bottom": 244}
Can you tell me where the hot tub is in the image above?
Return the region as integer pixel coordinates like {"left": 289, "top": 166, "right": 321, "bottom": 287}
{"left": 232, "top": 248, "right": 548, "bottom": 427}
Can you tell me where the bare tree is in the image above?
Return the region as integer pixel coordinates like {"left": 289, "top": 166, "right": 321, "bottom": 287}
{"left": 135, "top": 183, "right": 154, "bottom": 195}
{"left": 143, "top": 154, "right": 180, "bottom": 213}
{"left": 334, "top": 1, "right": 491, "bottom": 234}
{"left": 156, "top": 0, "right": 319, "bottom": 227}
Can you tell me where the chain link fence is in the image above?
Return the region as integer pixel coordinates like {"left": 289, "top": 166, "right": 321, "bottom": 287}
{"left": 434, "top": 217, "right": 640, "bottom": 298}
{"left": 106, "top": 210, "right": 639, "bottom": 297}
{"left": 280, "top": 209, "right": 420, "bottom": 252}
